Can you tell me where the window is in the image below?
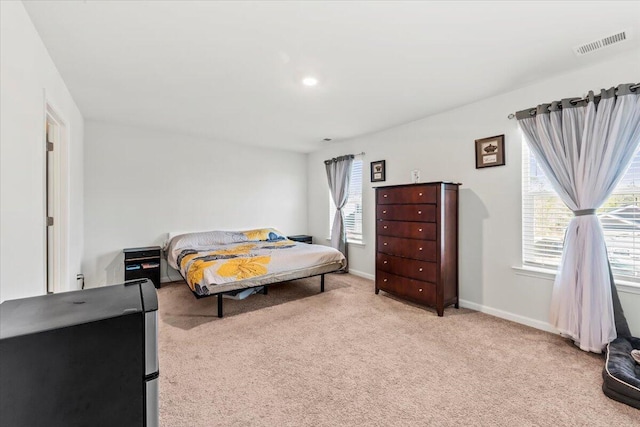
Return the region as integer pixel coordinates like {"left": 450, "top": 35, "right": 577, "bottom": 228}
{"left": 522, "top": 141, "right": 640, "bottom": 280}
{"left": 329, "top": 159, "right": 363, "bottom": 244}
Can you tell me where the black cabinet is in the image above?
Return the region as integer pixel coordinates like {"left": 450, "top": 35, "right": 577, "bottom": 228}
{"left": 0, "top": 280, "right": 159, "bottom": 427}
{"left": 288, "top": 235, "right": 313, "bottom": 244}
{"left": 124, "top": 246, "right": 161, "bottom": 288}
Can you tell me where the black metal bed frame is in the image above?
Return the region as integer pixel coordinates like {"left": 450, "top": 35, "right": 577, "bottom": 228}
{"left": 190, "top": 273, "right": 326, "bottom": 318}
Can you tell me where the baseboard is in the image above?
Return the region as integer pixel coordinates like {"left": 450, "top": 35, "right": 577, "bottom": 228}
{"left": 459, "top": 299, "right": 558, "bottom": 334}
{"left": 349, "top": 269, "right": 375, "bottom": 281}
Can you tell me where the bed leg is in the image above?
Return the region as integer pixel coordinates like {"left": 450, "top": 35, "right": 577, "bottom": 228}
{"left": 263, "top": 286, "right": 268, "bottom": 295}
{"left": 321, "top": 274, "right": 325, "bottom": 293}
{"left": 217, "top": 294, "right": 223, "bottom": 318}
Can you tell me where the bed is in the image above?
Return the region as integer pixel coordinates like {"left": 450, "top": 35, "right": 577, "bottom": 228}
{"left": 166, "top": 228, "right": 346, "bottom": 317}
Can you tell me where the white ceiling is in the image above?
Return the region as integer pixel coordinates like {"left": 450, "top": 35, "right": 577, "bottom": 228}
{"left": 23, "top": 1, "right": 640, "bottom": 153}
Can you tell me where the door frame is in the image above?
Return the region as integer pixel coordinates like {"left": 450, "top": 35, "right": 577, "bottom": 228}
{"left": 43, "top": 96, "right": 69, "bottom": 294}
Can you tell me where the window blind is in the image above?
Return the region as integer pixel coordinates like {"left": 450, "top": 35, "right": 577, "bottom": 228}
{"left": 329, "top": 159, "right": 363, "bottom": 244}
{"left": 522, "top": 141, "right": 640, "bottom": 280}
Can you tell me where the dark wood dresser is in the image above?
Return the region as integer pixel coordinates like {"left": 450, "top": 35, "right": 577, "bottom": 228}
{"left": 375, "top": 182, "right": 460, "bottom": 316}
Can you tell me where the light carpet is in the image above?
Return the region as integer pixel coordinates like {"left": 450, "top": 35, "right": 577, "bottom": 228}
{"left": 157, "top": 274, "right": 639, "bottom": 426}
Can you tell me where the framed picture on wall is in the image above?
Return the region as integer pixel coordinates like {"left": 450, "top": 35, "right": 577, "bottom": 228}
{"left": 371, "top": 160, "right": 386, "bottom": 182}
{"left": 475, "top": 135, "right": 505, "bottom": 168}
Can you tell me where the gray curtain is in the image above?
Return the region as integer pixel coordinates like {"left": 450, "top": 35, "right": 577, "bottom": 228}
{"left": 325, "top": 154, "right": 354, "bottom": 272}
{"left": 516, "top": 83, "right": 640, "bottom": 352}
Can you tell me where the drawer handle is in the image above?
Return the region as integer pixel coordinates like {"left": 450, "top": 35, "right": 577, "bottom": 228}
{"left": 419, "top": 192, "right": 423, "bottom": 196}
{"left": 383, "top": 225, "right": 388, "bottom": 229}
{"left": 418, "top": 210, "right": 422, "bottom": 214}
{"left": 419, "top": 288, "right": 423, "bottom": 292}
{"left": 383, "top": 242, "right": 388, "bottom": 246}
{"left": 419, "top": 268, "right": 423, "bottom": 272}
{"left": 383, "top": 278, "right": 388, "bottom": 282}
{"left": 383, "top": 210, "right": 387, "bottom": 214}
{"left": 418, "top": 228, "right": 422, "bottom": 232}
{"left": 383, "top": 260, "right": 388, "bottom": 264}
{"left": 383, "top": 194, "right": 388, "bottom": 198}
{"left": 419, "top": 247, "right": 423, "bottom": 251}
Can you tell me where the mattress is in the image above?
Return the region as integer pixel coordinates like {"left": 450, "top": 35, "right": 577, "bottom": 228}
{"left": 602, "top": 336, "right": 640, "bottom": 410}
{"left": 166, "top": 228, "right": 346, "bottom": 296}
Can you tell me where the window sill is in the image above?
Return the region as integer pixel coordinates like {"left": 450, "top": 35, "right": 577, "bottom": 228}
{"left": 512, "top": 265, "right": 556, "bottom": 281}
{"left": 512, "top": 265, "right": 640, "bottom": 295}
{"left": 325, "top": 238, "right": 366, "bottom": 247}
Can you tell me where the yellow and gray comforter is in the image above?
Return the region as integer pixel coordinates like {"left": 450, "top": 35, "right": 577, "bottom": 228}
{"left": 166, "top": 229, "right": 346, "bottom": 296}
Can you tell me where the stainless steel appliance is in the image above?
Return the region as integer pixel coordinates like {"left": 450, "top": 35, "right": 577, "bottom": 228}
{"left": 0, "top": 279, "right": 158, "bottom": 427}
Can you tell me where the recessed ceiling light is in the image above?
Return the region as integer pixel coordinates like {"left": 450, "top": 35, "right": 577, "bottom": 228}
{"left": 302, "top": 76, "right": 319, "bottom": 87}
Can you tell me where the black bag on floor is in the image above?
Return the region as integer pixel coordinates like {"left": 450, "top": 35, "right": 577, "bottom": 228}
{"left": 602, "top": 336, "right": 640, "bottom": 410}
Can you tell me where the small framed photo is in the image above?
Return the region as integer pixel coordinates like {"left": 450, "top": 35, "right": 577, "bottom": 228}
{"left": 370, "top": 160, "right": 386, "bottom": 182}
{"left": 475, "top": 135, "right": 505, "bottom": 168}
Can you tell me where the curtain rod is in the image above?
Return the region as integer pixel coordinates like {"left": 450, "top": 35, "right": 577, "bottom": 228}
{"left": 507, "top": 83, "right": 640, "bottom": 120}
{"left": 324, "top": 152, "right": 365, "bottom": 164}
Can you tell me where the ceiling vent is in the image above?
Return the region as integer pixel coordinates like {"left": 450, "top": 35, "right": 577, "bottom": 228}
{"left": 574, "top": 30, "right": 628, "bottom": 56}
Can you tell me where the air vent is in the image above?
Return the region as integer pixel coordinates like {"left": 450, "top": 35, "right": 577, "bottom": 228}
{"left": 574, "top": 30, "right": 628, "bottom": 56}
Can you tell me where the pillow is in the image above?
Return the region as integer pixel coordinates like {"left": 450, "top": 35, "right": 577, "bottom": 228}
{"left": 632, "top": 349, "right": 640, "bottom": 364}
{"left": 242, "top": 228, "right": 287, "bottom": 242}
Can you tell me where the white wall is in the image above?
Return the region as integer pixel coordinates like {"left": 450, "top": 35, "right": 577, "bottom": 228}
{"left": 307, "top": 49, "right": 640, "bottom": 335}
{"left": 83, "top": 121, "right": 308, "bottom": 287}
{"left": 0, "top": 2, "right": 84, "bottom": 302}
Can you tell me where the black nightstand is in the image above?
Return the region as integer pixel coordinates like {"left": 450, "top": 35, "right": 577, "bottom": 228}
{"left": 288, "top": 235, "right": 313, "bottom": 244}
{"left": 123, "top": 246, "right": 161, "bottom": 288}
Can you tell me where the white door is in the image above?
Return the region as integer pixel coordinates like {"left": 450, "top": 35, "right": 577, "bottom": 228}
{"left": 44, "top": 102, "right": 70, "bottom": 294}
{"left": 46, "top": 118, "right": 57, "bottom": 294}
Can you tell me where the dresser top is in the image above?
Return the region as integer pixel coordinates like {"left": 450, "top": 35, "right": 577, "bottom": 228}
{"left": 373, "top": 181, "right": 461, "bottom": 190}
{"left": 123, "top": 246, "right": 161, "bottom": 253}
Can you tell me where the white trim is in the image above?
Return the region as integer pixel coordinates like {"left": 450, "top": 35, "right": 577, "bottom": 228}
{"left": 618, "top": 281, "right": 640, "bottom": 295}
{"left": 512, "top": 265, "right": 556, "bottom": 281}
{"left": 349, "top": 269, "right": 375, "bottom": 281}
{"left": 512, "top": 265, "right": 640, "bottom": 295}
{"left": 43, "top": 95, "right": 70, "bottom": 294}
{"left": 459, "top": 299, "right": 558, "bottom": 334}
{"left": 41, "top": 92, "right": 47, "bottom": 295}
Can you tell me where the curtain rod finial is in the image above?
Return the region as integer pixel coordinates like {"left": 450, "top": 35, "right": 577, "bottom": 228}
{"left": 508, "top": 113, "right": 515, "bottom": 120}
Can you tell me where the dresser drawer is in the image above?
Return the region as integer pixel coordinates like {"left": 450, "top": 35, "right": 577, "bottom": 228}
{"left": 376, "top": 253, "right": 437, "bottom": 283}
{"left": 377, "top": 236, "right": 437, "bottom": 261}
{"left": 377, "top": 221, "right": 436, "bottom": 240}
{"left": 376, "top": 270, "right": 436, "bottom": 305}
{"left": 376, "top": 204, "right": 436, "bottom": 222}
{"left": 377, "top": 185, "right": 437, "bottom": 205}
{"left": 123, "top": 247, "right": 161, "bottom": 261}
